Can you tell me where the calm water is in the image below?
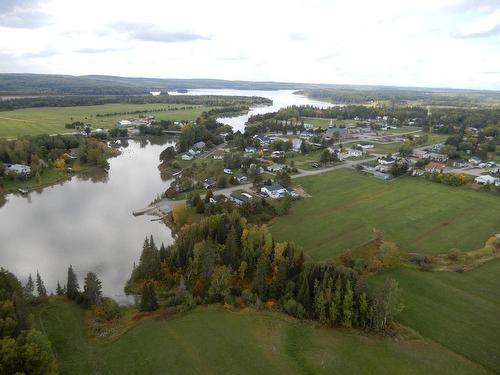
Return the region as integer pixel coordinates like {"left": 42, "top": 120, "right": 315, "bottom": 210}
{"left": 170, "top": 89, "right": 335, "bottom": 132}
{"left": 1, "top": 89, "right": 334, "bottom": 301}
{"left": 0, "top": 139, "right": 173, "bottom": 302}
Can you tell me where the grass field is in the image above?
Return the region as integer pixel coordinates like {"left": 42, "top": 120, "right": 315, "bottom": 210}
{"left": 0, "top": 103, "right": 210, "bottom": 138}
{"left": 35, "top": 300, "right": 487, "bottom": 375}
{"left": 371, "top": 259, "right": 500, "bottom": 373}
{"left": 371, "top": 133, "right": 449, "bottom": 154}
{"left": 270, "top": 169, "right": 500, "bottom": 260}
{"left": 302, "top": 117, "right": 357, "bottom": 129}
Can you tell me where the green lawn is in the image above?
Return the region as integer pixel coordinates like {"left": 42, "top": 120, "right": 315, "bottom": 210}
{"left": 35, "top": 300, "right": 486, "bottom": 375}
{"left": 0, "top": 103, "right": 209, "bottom": 138}
{"left": 373, "top": 133, "right": 448, "bottom": 154}
{"left": 371, "top": 260, "right": 500, "bottom": 373}
{"left": 302, "top": 117, "right": 357, "bottom": 129}
{"left": 270, "top": 169, "right": 500, "bottom": 259}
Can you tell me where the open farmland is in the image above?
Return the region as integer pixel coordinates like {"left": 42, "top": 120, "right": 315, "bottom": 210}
{"left": 35, "top": 300, "right": 486, "bottom": 375}
{"left": 0, "top": 103, "right": 210, "bottom": 138}
{"left": 371, "top": 259, "right": 500, "bottom": 373}
{"left": 270, "top": 169, "right": 500, "bottom": 260}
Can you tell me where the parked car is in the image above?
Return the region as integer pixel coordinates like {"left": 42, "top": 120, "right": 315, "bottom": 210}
{"left": 224, "top": 168, "right": 233, "bottom": 175}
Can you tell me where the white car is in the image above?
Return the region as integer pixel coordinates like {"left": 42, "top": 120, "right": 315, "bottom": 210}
{"left": 224, "top": 168, "right": 233, "bottom": 175}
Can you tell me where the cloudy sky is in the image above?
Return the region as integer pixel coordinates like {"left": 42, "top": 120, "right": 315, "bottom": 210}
{"left": 0, "top": 0, "right": 499, "bottom": 90}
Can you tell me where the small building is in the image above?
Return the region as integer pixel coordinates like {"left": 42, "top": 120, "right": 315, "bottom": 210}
{"left": 324, "top": 127, "right": 348, "bottom": 139}
{"left": 203, "top": 179, "right": 216, "bottom": 189}
{"left": 245, "top": 147, "right": 256, "bottom": 154}
{"left": 357, "top": 144, "right": 374, "bottom": 151}
{"left": 224, "top": 168, "right": 233, "bottom": 175}
{"left": 6, "top": 164, "right": 31, "bottom": 177}
{"left": 378, "top": 156, "right": 396, "bottom": 165}
{"left": 209, "top": 194, "right": 227, "bottom": 204}
{"left": 261, "top": 183, "right": 287, "bottom": 199}
{"left": 427, "top": 153, "right": 448, "bottom": 163}
{"left": 267, "top": 164, "right": 284, "bottom": 173}
{"left": 347, "top": 148, "right": 363, "bottom": 158}
{"left": 237, "top": 176, "right": 247, "bottom": 183}
{"left": 425, "top": 162, "right": 446, "bottom": 173}
{"left": 181, "top": 154, "right": 194, "bottom": 161}
{"left": 475, "top": 175, "right": 500, "bottom": 185}
{"left": 413, "top": 149, "right": 428, "bottom": 159}
{"left": 292, "top": 139, "right": 303, "bottom": 151}
{"left": 453, "top": 160, "right": 468, "bottom": 168}
{"left": 271, "top": 150, "right": 285, "bottom": 158}
{"left": 193, "top": 141, "right": 206, "bottom": 151}
{"left": 230, "top": 192, "right": 253, "bottom": 204}
{"left": 469, "top": 157, "right": 482, "bottom": 166}
{"left": 253, "top": 134, "right": 272, "bottom": 146}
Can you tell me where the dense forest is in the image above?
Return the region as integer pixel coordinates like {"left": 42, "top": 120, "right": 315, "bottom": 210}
{"left": 126, "top": 199, "right": 403, "bottom": 331}
{"left": 0, "top": 94, "right": 271, "bottom": 111}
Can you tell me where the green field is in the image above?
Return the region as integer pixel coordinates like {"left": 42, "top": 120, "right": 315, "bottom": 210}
{"left": 270, "top": 169, "right": 500, "bottom": 260}
{"left": 371, "top": 259, "right": 500, "bottom": 373}
{"left": 0, "top": 103, "right": 210, "bottom": 138}
{"left": 302, "top": 117, "right": 356, "bottom": 129}
{"left": 35, "top": 300, "right": 486, "bottom": 375}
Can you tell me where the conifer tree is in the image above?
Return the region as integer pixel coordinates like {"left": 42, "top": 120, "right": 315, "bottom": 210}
{"left": 66, "top": 265, "right": 80, "bottom": 300}
{"left": 140, "top": 282, "right": 158, "bottom": 312}
{"left": 24, "top": 274, "right": 35, "bottom": 297}
{"left": 313, "top": 279, "right": 327, "bottom": 324}
{"left": 83, "top": 272, "right": 102, "bottom": 307}
{"left": 342, "top": 280, "right": 354, "bottom": 328}
{"left": 56, "top": 281, "right": 65, "bottom": 296}
{"left": 36, "top": 271, "right": 47, "bottom": 297}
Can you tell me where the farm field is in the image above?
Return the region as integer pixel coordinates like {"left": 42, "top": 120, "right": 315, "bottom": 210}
{"left": 0, "top": 103, "right": 210, "bottom": 138}
{"left": 371, "top": 259, "right": 500, "bottom": 373}
{"left": 35, "top": 300, "right": 486, "bottom": 375}
{"left": 270, "top": 169, "right": 500, "bottom": 259}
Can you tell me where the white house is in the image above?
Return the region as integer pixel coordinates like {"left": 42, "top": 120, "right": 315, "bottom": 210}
{"left": 6, "top": 164, "right": 31, "bottom": 177}
{"left": 267, "top": 164, "right": 284, "bottom": 172}
{"left": 475, "top": 175, "right": 500, "bottom": 185}
{"left": 271, "top": 151, "right": 285, "bottom": 158}
{"left": 292, "top": 139, "right": 303, "bottom": 151}
{"left": 181, "top": 154, "right": 193, "bottom": 161}
{"left": 347, "top": 149, "right": 363, "bottom": 158}
{"left": 261, "top": 183, "right": 287, "bottom": 199}
{"left": 357, "top": 144, "right": 374, "bottom": 151}
{"left": 378, "top": 156, "right": 397, "bottom": 165}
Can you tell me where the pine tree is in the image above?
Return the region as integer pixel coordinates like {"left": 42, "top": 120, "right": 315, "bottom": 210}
{"left": 358, "top": 292, "right": 369, "bottom": 328}
{"left": 297, "top": 271, "right": 311, "bottom": 313}
{"left": 140, "top": 282, "right": 158, "bottom": 312}
{"left": 342, "top": 280, "right": 354, "bottom": 328}
{"left": 24, "top": 274, "right": 35, "bottom": 297}
{"left": 253, "top": 254, "right": 268, "bottom": 299}
{"left": 36, "top": 271, "right": 47, "bottom": 297}
{"left": 330, "top": 277, "right": 342, "bottom": 325}
{"left": 66, "top": 265, "right": 80, "bottom": 300}
{"left": 313, "top": 279, "right": 327, "bottom": 324}
{"left": 83, "top": 272, "right": 102, "bottom": 307}
{"left": 56, "top": 281, "right": 65, "bottom": 296}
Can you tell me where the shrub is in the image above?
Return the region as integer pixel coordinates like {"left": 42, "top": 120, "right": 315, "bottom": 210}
{"left": 282, "top": 299, "right": 305, "bottom": 319}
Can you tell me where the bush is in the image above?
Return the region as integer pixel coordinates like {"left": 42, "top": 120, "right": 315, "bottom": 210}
{"left": 93, "top": 298, "right": 123, "bottom": 321}
{"left": 282, "top": 299, "right": 305, "bottom": 319}
{"left": 241, "top": 289, "right": 257, "bottom": 305}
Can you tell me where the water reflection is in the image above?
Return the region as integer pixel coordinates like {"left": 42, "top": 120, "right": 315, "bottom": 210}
{"left": 0, "top": 139, "right": 174, "bottom": 302}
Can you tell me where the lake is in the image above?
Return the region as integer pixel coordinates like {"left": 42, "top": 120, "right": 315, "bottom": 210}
{"left": 0, "top": 139, "right": 174, "bottom": 302}
{"left": 0, "top": 89, "right": 333, "bottom": 301}
{"left": 169, "top": 89, "right": 335, "bottom": 132}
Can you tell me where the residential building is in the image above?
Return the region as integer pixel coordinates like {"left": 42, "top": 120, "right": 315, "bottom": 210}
{"left": 267, "top": 164, "right": 284, "bottom": 172}
{"left": 425, "top": 162, "right": 446, "bottom": 173}
{"left": 203, "top": 179, "right": 216, "bottom": 189}
{"left": 261, "top": 183, "right": 287, "bottom": 199}
{"left": 426, "top": 153, "right": 448, "bottom": 163}
{"left": 378, "top": 155, "right": 396, "bottom": 165}
{"left": 253, "top": 134, "right": 272, "bottom": 146}
{"left": 5, "top": 164, "right": 31, "bottom": 177}
{"left": 230, "top": 192, "right": 253, "bottom": 205}
{"left": 181, "top": 154, "right": 193, "bottom": 161}
{"left": 475, "top": 175, "right": 500, "bottom": 185}
{"left": 453, "top": 160, "right": 468, "bottom": 168}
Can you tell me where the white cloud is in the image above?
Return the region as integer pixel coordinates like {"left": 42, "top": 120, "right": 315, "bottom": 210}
{"left": 0, "top": 0, "right": 498, "bottom": 89}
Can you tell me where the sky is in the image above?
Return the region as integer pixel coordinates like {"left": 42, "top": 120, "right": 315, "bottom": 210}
{"left": 0, "top": 0, "right": 499, "bottom": 90}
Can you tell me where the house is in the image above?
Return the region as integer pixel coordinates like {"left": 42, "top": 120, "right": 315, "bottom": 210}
{"left": 475, "top": 175, "right": 500, "bottom": 185}
{"left": 237, "top": 176, "right": 247, "bottom": 183}
{"left": 203, "top": 179, "right": 216, "bottom": 189}
{"left": 245, "top": 147, "right": 256, "bottom": 154}
{"left": 375, "top": 165, "right": 391, "bottom": 173}
{"left": 299, "top": 131, "right": 314, "bottom": 139}
{"left": 271, "top": 150, "right": 285, "bottom": 158}
{"left": 267, "top": 164, "right": 284, "bottom": 172}
{"left": 426, "top": 153, "right": 448, "bottom": 163}
{"left": 181, "top": 154, "right": 193, "bottom": 161}
{"left": 230, "top": 192, "right": 253, "bottom": 204}
{"left": 347, "top": 148, "right": 363, "bottom": 158}
{"left": 357, "top": 144, "right": 374, "bottom": 151}
{"left": 378, "top": 155, "right": 396, "bottom": 165}
{"left": 425, "top": 162, "right": 446, "bottom": 173}
{"left": 209, "top": 194, "right": 227, "bottom": 204}
{"left": 253, "top": 134, "right": 272, "bottom": 146}
{"left": 6, "top": 164, "right": 31, "bottom": 177}
{"left": 324, "top": 127, "right": 348, "bottom": 139}
{"left": 469, "top": 157, "right": 482, "bottom": 166}
{"left": 192, "top": 141, "right": 206, "bottom": 151}
{"left": 453, "top": 160, "right": 468, "bottom": 168}
{"left": 223, "top": 168, "right": 233, "bottom": 175}
{"left": 261, "top": 183, "right": 287, "bottom": 199}
{"left": 118, "top": 120, "right": 133, "bottom": 127}
{"left": 413, "top": 149, "right": 428, "bottom": 159}
{"left": 303, "top": 123, "right": 315, "bottom": 130}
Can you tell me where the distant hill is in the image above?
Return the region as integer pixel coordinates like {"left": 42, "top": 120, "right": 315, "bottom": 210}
{"left": 0, "top": 73, "right": 499, "bottom": 100}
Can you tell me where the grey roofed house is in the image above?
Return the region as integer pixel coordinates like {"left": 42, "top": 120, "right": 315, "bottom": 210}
{"left": 324, "top": 127, "right": 348, "bottom": 139}
{"left": 264, "top": 182, "right": 285, "bottom": 192}
{"left": 230, "top": 192, "right": 252, "bottom": 204}
{"left": 203, "top": 178, "right": 216, "bottom": 189}
{"left": 193, "top": 141, "right": 206, "bottom": 150}
{"left": 6, "top": 164, "right": 31, "bottom": 177}
{"left": 253, "top": 134, "right": 272, "bottom": 145}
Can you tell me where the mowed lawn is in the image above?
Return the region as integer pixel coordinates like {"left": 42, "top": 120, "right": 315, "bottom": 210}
{"left": 371, "top": 260, "right": 500, "bottom": 373}
{"left": 35, "top": 301, "right": 486, "bottom": 375}
{"left": 270, "top": 169, "right": 500, "bottom": 259}
{"left": 0, "top": 103, "right": 209, "bottom": 138}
